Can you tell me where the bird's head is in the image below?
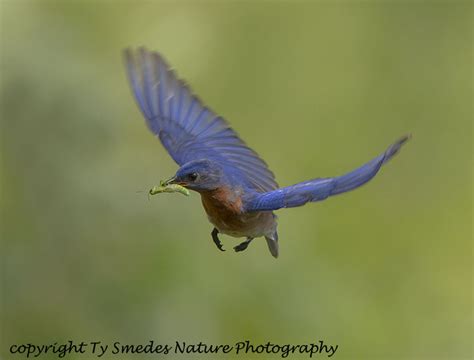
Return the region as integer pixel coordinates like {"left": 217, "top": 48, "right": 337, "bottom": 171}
{"left": 165, "top": 159, "right": 224, "bottom": 192}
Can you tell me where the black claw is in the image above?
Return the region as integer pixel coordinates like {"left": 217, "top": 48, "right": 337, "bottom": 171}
{"left": 211, "top": 228, "right": 225, "bottom": 252}
{"left": 215, "top": 241, "right": 225, "bottom": 252}
{"left": 233, "top": 238, "right": 253, "bottom": 253}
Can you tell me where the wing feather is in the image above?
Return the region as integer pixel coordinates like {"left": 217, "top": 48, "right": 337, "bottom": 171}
{"left": 246, "top": 136, "right": 410, "bottom": 211}
{"left": 124, "top": 48, "right": 277, "bottom": 192}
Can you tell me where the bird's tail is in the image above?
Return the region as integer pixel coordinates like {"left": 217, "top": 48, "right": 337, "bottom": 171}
{"left": 246, "top": 135, "right": 411, "bottom": 212}
{"left": 265, "top": 231, "right": 279, "bottom": 258}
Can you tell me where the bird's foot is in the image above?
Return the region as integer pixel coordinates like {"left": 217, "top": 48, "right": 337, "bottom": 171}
{"left": 234, "top": 238, "right": 253, "bottom": 253}
{"left": 211, "top": 228, "right": 225, "bottom": 252}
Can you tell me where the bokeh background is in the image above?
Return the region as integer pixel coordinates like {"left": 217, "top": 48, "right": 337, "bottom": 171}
{"left": 1, "top": 1, "right": 472, "bottom": 359}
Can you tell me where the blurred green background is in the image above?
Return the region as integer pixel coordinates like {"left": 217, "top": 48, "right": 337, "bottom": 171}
{"left": 1, "top": 1, "right": 472, "bottom": 359}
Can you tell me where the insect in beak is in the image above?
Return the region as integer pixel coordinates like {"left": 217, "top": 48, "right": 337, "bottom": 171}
{"left": 148, "top": 178, "right": 190, "bottom": 197}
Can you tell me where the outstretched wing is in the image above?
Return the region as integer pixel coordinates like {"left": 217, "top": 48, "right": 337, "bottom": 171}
{"left": 124, "top": 48, "right": 277, "bottom": 192}
{"left": 245, "top": 136, "right": 410, "bottom": 211}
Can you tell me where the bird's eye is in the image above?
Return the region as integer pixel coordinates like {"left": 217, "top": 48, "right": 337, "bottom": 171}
{"left": 187, "top": 172, "right": 199, "bottom": 182}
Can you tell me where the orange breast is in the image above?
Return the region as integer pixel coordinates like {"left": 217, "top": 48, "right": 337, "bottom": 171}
{"left": 200, "top": 187, "right": 243, "bottom": 224}
{"left": 200, "top": 186, "right": 275, "bottom": 238}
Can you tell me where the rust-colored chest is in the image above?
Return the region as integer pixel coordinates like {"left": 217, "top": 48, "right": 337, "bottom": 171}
{"left": 200, "top": 187, "right": 243, "bottom": 227}
{"left": 199, "top": 187, "right": 274, "bottom": 238}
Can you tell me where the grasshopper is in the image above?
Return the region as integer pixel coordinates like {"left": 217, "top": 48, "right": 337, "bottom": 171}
{"left": 149, "top": 180, "right": 190, "bottom": 197}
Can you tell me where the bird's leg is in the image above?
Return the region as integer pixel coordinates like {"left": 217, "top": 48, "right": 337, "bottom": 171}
{"left": 211, "top": 228, "right": 225, "bottom": 252}
{"left": 234, "top": 237, "right": 254, "bottom": 253}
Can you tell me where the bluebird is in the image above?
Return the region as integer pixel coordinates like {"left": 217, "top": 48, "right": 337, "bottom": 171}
{"left": 124, "top": 48, "right": 409, "bottom": 258}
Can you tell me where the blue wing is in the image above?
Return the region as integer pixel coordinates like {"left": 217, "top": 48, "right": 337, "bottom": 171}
{"left": 124, "top": 48, "right": 277, "bottom": 192}
{"left": 245, "top": 136, "right": 410, "bottom": 211}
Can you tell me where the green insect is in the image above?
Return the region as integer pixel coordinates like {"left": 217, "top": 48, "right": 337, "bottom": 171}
{"left": 148, "top": 180, "right": 190, "bottom": 197}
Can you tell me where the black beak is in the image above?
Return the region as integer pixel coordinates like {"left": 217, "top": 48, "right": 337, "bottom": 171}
{"left": 163, "top": 176, "right": 187, "bottom": 187}
{"left": 163, "top": 176, "right": 177, "bottom": 185}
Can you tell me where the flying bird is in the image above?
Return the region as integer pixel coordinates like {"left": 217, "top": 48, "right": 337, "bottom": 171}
{"left": 124, "top": 48, "right": 409, "bottom": 258}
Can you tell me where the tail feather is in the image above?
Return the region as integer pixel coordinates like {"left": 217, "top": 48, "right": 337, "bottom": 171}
{"left": 246, "top": 135, "right": 410, "bottom": 212}
{"left": 265, "top": 232, "right": 279, "bottom": 258}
